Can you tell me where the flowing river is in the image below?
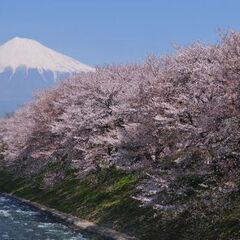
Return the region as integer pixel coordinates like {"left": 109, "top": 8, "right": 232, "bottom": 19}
{"left": 0, "top": 193, "right": 99, "bottom": 240}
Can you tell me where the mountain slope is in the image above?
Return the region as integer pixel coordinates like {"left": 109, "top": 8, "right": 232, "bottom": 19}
{"left": 0, "top": 37, "right": 94, "bottom": 75}
{"left": 0, "top": 37, "right": 94, "bottom": 116}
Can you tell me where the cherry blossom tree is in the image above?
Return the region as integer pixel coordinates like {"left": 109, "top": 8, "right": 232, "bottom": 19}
{"left": 1, "top": 31, "right": 240, "bottom": 216}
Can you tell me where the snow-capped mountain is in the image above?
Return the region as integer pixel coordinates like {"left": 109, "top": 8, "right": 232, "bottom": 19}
{"left": 0, "top": 37, "right": 94, "bottom": 116}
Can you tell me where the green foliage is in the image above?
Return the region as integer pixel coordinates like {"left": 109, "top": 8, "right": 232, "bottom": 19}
{"left": 1, "top": 167, "right": 240, "bottom": 240}
{"left": 0, "top": 168, "right": 163, "bottom": 239}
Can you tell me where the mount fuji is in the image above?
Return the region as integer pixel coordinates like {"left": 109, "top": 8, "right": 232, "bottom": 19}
{"left": 0, "top": 37, "right": 94, "bottom": 116}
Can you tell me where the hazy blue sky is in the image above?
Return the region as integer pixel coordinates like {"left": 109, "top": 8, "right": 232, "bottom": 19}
{"left": 1, "top": 0, "right": 240, "bottom": 66}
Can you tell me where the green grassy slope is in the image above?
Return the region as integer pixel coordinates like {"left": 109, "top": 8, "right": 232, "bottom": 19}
{"left": 1, "top": 166, "right": 240, "bottom": 240}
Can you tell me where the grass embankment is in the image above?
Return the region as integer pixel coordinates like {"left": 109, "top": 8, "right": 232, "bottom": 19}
{"left": 1, "top": 166, "right": 240, "bottom": 240}
{"left": 0, "top": 167, "right": 165, "bottom": 239}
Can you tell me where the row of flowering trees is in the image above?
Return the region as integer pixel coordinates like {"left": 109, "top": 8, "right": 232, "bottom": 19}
{"left": 1, "top": 31, "right": 240, "bottom": 215}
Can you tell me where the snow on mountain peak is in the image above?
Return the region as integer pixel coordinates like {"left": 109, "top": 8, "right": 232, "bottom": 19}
{"left": 0, "top": 37, "right": 94, "bottom": 75}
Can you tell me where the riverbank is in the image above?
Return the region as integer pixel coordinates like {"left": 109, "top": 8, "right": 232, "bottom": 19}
{"left": 0, "top": 193, "right": 94, "bottom": 240}
{"left": 0, "top": 167, "right": 167, "bottom": 240}
{"left": 1, "top": 166, "right": 240, "bottom": 240}
{"left": 2, "top": 192, "right": 136, "bottom": 240}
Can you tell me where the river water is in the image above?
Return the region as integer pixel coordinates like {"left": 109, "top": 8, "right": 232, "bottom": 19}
{"left": 0, "top": 193, "right": 98, "bottom": 240}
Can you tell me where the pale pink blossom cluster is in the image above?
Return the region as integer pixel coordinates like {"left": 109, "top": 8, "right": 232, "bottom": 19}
{"left": 1, "top": 31, "right": 240, "bottom": 213}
